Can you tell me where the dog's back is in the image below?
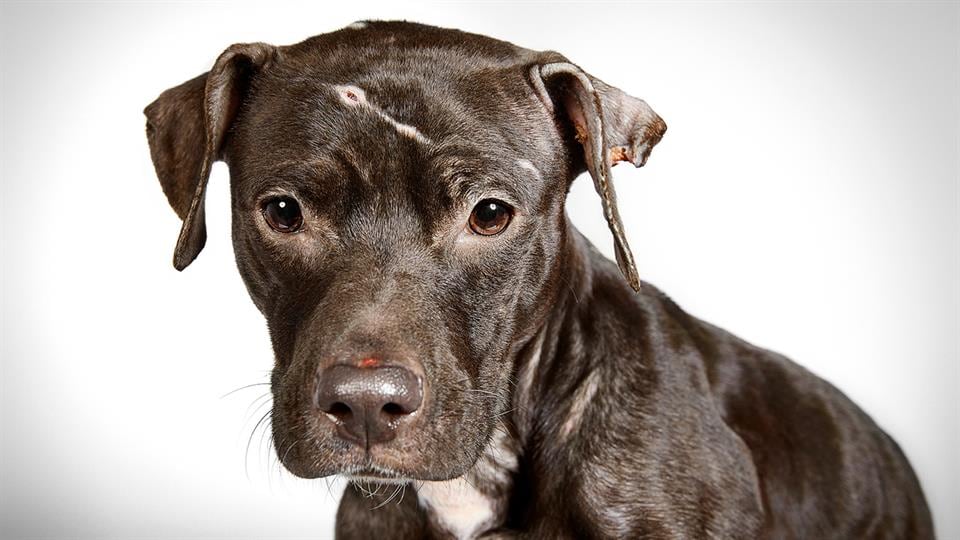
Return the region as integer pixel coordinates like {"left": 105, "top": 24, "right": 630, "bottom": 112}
{"left": 674, "top": 307, "right": 932, "bottom": 537}
{"left": 597, "top": 251, "right": 934, "bottom": 538}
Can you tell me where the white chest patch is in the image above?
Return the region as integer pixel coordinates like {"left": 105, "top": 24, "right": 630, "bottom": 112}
{"left": 416, "top": 427, "right": 518, "bottom": 539}
{"left": 417, "top": 477, "right": 496, "bottom": 540}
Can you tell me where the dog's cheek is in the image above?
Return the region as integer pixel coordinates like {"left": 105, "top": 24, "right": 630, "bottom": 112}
{"left": 455, "top": 225, "right": 558, "bottom": 359}
{"left": 411, "top": 376, "right": 491, "bottom": 479}
{"left": 269, "top": 348, "right": 348, "bottom": 478}
{"left": 429, "top": 231, "right": 549, "bottom": 430}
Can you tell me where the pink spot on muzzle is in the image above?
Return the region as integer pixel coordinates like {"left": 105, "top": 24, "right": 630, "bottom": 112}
{"left": 359, "top": 357, "right": 380, "bottom": 369}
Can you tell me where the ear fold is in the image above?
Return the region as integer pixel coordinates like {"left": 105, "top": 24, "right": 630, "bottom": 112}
{"left": 532, "top": 61, "right": 666, "bottom": 292}
{"left": 144, "top": 42, "right": 277, "bottom": 270}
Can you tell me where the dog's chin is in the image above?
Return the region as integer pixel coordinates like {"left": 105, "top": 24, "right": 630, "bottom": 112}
{"left": 273, "top": 406, "right": 494, "bottom": 481}
{"left": 283, "top": 459, "right": 477, "bottom": 483}
{"left": 278, "top": 443, "right": 482, "bottom": 482}
{"left": 342, "top": 466, "right": 413, "bottom": 485}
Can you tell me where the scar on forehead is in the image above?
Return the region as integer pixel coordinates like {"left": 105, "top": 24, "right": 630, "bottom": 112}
{"left": 332, "top": 84, "right": 432, "bottom": 145}
{"left": 335, "top": 84, "right": 368, "bottom": 106}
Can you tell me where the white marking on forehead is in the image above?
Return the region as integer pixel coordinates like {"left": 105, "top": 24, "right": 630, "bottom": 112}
{"left": 561, "top": 370, "right": 601, "bottom": 439}
{"left": 331, "top": 84, "right": 432, "bottom": 144}
{"left": 516, "top": 159, "right": 542, "bottom": 180}
{"left": 373, "top": 109, "right": 432, "bottom": 144}
{"left": 346, "top": 21, "right": 367, "bottom": 29}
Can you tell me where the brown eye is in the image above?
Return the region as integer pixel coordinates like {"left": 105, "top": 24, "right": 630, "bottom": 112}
{"left": 469, "top": 199, "right": 512, "bottom": 236}
{"left": 262, "top": 196, "right": 303, "bottom": 232}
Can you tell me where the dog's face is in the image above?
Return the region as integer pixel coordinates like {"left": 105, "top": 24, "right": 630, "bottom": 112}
{"left": 145, "top": 22, "right": 664, "bottom": 482}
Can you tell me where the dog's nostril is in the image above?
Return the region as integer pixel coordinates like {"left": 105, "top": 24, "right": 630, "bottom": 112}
{"left": 326, "top": 401, "right": 353, "bottom": 421}
{"left": 381, "top": 402, "right": 405, "bottom": 416}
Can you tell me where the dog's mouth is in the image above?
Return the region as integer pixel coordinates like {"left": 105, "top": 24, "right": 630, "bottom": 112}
{"left": 340, "top": 461, "right": 413, "bottom": 484}
{"left": 345, "top": 472, "right": 411, "bottom": 485}
{"left": 276, "top": 433, "right": 458, "bottom": 481}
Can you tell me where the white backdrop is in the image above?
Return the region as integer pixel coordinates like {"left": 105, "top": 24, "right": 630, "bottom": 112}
{"left": 2, "top": 2, "right": 957, "bottom": 538}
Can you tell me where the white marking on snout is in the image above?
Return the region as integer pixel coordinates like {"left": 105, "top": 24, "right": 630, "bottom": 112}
{"left": 332, "top": 84, "right": 432, "bottom": 144}
{"left": 417, "top": 427, "right": 517, "bottom": 539}
{"left": 561, "top": 369, "right": 601, "bottom": 438}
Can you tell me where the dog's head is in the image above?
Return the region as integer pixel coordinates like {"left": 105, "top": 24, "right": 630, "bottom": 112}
{"left": 145, "top": 21, "right": 664, "bottom": 482}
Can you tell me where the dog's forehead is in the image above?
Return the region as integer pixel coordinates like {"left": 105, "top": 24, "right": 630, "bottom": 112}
{"left": 249, "top": 25, "right": 540, "bottom": 139}
{"left": 232, "top": 23, "right": 555, "bottom": 200}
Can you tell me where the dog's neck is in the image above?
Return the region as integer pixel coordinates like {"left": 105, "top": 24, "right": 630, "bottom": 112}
{"left": 514, "top": 227, "right": 598, "bottom": 437}
{"left": 416, "top": 228, "right": 598, "bottom": 539}
{"left": 415, "top": 425, "right": 520, "bottom": 538}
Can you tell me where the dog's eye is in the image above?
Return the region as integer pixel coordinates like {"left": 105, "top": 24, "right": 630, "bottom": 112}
{"left": 262, "top": 196, "right": 303, "bottom": 233}
{"left": 469, "top": 199, "right": 512, "bottom": 236}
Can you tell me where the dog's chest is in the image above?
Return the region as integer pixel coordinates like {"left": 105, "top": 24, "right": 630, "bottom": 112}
{"left": 416, "top": 428, "right": 518, "bottom": 539}
{"left": 417, "top": 477, "right": 500, "bottom": 539}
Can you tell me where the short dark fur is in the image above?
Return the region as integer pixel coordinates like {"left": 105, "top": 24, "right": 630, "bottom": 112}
{"left": 144, "top": 21, "right": 933, "bottom": 539}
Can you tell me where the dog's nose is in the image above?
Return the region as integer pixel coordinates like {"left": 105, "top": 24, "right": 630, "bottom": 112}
{"left": 315, "top": 363, "right": 423, "bottom": 447}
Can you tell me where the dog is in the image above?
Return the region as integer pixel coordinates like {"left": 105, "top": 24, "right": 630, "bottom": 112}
{"left": 144, "top": 21, "right": 933, "bottom": 539}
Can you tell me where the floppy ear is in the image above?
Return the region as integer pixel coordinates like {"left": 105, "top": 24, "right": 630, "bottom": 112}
{"left": 531, "top": 61, "right": 666, "bottom": 292}
{"left": 144, "top": 42, "right": 277, "bottom": 270}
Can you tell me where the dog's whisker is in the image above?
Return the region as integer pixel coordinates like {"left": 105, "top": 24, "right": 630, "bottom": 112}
{"left": 242, "top": 394, "right": 273, "bottom": 430}
{"left": 464, "top": 388, "right": 501, "bottom": 397}
{"left": 280, "top": 438, "right": 302, "bottom": 469}
{"left": 245, "top": 409, "right": 273, "bottom": 481}
{"left": 324, "top": 476, "right": 335, "bottom": 499}
{"left": 219, "top": 381, "right": 271, "bottom": 399}
{"left": 245, "top": 391, "right": 273, "bottom": 414}
{"left": 373, "top": 482, "right": 404, "bottom": 509}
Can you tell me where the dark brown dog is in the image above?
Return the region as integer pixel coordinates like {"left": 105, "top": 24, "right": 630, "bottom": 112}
{"left": 144, "top": 21, "right": 933, "bottom": 539}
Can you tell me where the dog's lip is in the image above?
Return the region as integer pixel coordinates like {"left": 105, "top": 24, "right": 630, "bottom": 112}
{"left": 345, "top": 467, "right": 411, "bottom": 484}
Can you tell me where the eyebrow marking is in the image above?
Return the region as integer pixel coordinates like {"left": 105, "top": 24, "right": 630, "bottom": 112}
{"left": 333, "top": 84, "right": 432, "bottom": 145}
{"left": 516, "top": 159, "right": 542, "bottom": 180}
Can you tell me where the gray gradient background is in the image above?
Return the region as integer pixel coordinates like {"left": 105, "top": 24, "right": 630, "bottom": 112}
{"left": 1, "top": 1, "right": 957, "bottom": 538}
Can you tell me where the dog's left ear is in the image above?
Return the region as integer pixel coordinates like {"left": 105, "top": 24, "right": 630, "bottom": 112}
{"left": 531, "top": 60, "right": 667, "bottom": 292}
{"left": 144, "top": 42, "right": 278, "bottom": 270}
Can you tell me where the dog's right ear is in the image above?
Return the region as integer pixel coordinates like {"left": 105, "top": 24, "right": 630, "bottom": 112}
{"left": 530, "top": 59, "right": 666, "bottom": 292}
{"left": 144, "top": 43, "right": 277, "bottom": 270}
